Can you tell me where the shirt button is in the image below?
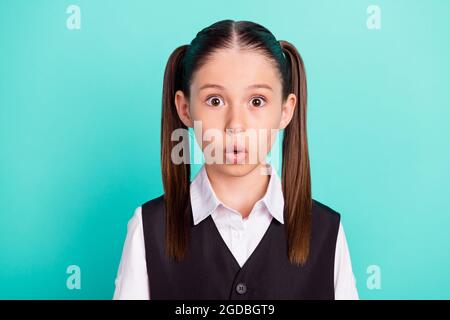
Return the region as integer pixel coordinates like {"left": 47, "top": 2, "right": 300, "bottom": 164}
{"left": 236, "top": 282, "right": 247, "bottom": 295}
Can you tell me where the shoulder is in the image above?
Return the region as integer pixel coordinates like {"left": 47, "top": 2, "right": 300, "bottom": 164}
{"left": 310, "top": 199, "right": 342, "bottom": 259}
{"left": 140, "top": 194, "right": 166, "bottom": 229}
{"left": 127, "top": 205, "right": 143, "bottom": 231}
{"left": 141, "top": 193, "right": 165, "bottom": 212}
{"left": 311, "top": 198, "right": 341, "bottom": 228}
{"left": 312, "top": 198, "right": 341, "bottom": 218}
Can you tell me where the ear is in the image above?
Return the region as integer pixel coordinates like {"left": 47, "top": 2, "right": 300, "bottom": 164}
{"left": 174, "top": 90, "right": 193, "bottom": 128}
{"left": 279, "top": 93, "right": 297, "bottom": 129}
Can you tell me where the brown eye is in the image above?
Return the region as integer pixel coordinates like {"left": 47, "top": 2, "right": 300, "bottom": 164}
{"left": 206, "top": 96, "right": 224, "bottom": 107}
{"left": 250, "top": 97, "right": 266, "bottom": 108}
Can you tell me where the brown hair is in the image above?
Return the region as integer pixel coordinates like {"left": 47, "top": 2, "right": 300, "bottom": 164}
{"left": 160, "top": 20, "right": 311, "bottom": 266}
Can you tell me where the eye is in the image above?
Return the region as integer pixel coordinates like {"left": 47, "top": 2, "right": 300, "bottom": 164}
{"left": 206, "top": 95, "right": 225, "bottom": 107}
{"left": 250, "top": 96, "right": 266, "bottom": 108}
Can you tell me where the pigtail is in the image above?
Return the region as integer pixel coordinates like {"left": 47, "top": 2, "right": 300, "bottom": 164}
{"left": 161, "top": 45, "right": 191, "bottom": 261}
{"left": 279, "top": 40, "right": 312, "bottom": 266}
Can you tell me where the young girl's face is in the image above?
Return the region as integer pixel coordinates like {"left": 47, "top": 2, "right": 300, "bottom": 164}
{"left": 175, "top": 48, "right": 296, "bottom": 176}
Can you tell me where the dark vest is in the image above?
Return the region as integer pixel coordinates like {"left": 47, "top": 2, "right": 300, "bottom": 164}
{"left": 141, "top": 194, "right": 340, "bottom": 300}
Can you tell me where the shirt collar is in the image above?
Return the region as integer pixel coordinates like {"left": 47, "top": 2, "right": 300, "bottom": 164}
{"left": 189, "top": 164, "right": 285, "bottom": 225}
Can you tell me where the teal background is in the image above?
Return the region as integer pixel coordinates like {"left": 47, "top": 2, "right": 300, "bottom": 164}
{"left": 1, "top": 0, "right": 449, "bottom": 299}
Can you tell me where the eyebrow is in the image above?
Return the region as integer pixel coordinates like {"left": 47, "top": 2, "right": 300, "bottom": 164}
{"left": 198, "top": 83, "right": 273, "bottom": 91}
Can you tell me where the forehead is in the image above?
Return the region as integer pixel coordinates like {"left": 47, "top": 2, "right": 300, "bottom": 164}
{"left": 190, "top": 48, "right": 282, "bottom": 94}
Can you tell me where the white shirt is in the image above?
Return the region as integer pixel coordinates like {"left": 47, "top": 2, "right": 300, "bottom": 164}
{"left": 113, "top": 164, "right": 359, "bottom": 300}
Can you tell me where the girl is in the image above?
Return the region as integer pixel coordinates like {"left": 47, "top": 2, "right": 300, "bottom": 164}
{"left": 113, "top": 19, "right": 358, "bottom": 300}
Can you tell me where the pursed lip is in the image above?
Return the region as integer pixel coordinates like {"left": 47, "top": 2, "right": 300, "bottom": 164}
{"left": 224, "top": 143, "right": 247, "bottom": 154}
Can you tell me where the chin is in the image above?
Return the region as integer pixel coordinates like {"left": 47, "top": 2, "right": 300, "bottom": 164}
{"left": 212, "top": 163, "right": 262, "bottom": 177}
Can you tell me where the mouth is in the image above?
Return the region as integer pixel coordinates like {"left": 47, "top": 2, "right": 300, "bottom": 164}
{"left": 224, "top": 142, "right": 247, "bottom": 153}
{"left": 224, "top": 143, "right": 248, "bottom": 164}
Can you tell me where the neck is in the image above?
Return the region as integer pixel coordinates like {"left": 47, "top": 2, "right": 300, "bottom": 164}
{"left": 204, "top": 164, "right": 270, "bottom": 219}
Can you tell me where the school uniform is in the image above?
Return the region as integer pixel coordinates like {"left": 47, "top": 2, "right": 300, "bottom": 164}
{"left": 113, "top": 163, "right": 358, "bottom": 300}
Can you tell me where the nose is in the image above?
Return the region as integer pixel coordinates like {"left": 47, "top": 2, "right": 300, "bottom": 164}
{"left": 225, "top": 103, "right": 246, "bottom": 135}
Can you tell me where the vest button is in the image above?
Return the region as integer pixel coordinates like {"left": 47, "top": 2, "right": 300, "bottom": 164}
{"left": 236, "top": 282, "right": 247, "bottom": 294}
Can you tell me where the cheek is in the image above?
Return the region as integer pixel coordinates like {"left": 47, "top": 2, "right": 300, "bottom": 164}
{"left": 255, "top": 128, "right": 277, "bottom": 155}
{"left": 190, "top": 103, "right": 223, "bottom": 126}
{"left": 190, "top": 109, "right": 222, "bottom": 146}
{"left": 250, "top": 105, "right": 282, "bottom": 129}
{"left": 192, "top": 122, "right": 225, "bottom": 154}
{"left": 250, "top": 109, "right": 282, "bottom": 157}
